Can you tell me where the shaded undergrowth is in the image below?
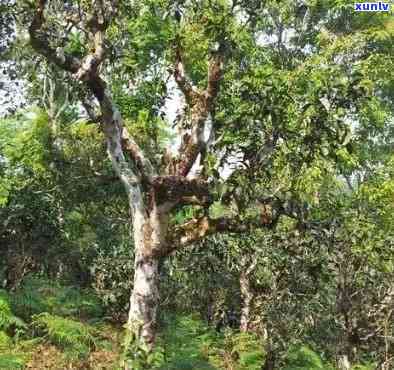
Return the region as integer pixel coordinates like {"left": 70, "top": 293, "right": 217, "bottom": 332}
{"left": 0, "top": 276, "right": 376, "bottom": 369}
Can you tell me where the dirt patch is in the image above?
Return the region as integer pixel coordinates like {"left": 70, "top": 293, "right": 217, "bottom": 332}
{"left": 25, "top": 344, "right": 120, "bottom": 370}
{"left": 87, "top": 349, "right": 120, "bottom": 369}
{"left": 25, "top": 344, "right": 66, "bottom": 370}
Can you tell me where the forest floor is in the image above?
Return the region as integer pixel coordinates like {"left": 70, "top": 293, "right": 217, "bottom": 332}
{"left": 0, "top": 277, "right": 125, "bottom": 369}
{"left": 1, "top": 276, "right": 354, "bottom": 369}
{"left": 0, "top": 276, "right": 264, "bottom": 370}
{"left": 25, "top": 343, "right": 121, "bottom": 369}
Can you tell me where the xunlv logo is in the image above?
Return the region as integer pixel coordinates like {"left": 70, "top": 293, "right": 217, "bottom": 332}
{"left": 354, "top": 2, "right": 391, "bottom": 11}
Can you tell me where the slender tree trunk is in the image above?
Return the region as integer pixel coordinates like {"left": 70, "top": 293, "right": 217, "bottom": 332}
{"left": 262, "top": 327, "right": 275, "bottom": 370}
{"left": 240, "top": 257, "right": 256, "bottom": 332}
{"left": 338, "top": 354, "right": 351, "bottom": 370}
{"left": 336, "top": 265, "right": 356, "bottom": 370}
{"left": 240, "top": 270, "right": 253, "bottom": 332}
{"left": 262, "top": 348, "right": 275, "bottom": 370}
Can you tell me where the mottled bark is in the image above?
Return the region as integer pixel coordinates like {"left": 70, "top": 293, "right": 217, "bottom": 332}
{"left": 127, "top": 202, "right": 170, "bottom": 348}
{"left": 127, "top": 244, "right": 159, "bottom": 347}
{"left": 240, "top": 271, "right": 253, "bottom": 332}
{"left": 168, "top": 42, "right": 225, "bottom": 177}
{"left": 239, "top": 257, "right": 257, "bottom": 332}
{"left": 28, "top": 0, "right": 161, "bottom": 349}
{"left": 338, "top": 355, "right": 351, "bottom": 370}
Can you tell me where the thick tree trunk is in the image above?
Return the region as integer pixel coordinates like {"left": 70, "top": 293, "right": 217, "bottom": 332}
{"left": 126, "top": 204, "right": 170, "bottom": 349}
{"left": 127, "top": 246, "right": 159, "bottom": 347}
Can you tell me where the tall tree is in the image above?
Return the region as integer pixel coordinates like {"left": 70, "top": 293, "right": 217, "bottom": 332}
{"left": 20, "top": 0, "right": 393, "bottom": 351}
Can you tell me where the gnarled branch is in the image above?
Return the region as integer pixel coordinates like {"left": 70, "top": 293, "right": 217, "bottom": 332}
{"left": 75, "top": 0, "right": 107, "bottom": 81}
{"left": 173, "top": 45, "right": 199, "bottom": 104}
{"left": 29, "top": 0, "right": 156, "bottom": 192}
{"left": 170, "top": 42, "right": 226, "bottom": 177}
{"left": 121, "top": 128, "right": 157, "bottom": 181}
{"left": 151, "top": 176, "right": 210, "bottom": 205}
{"left": 163, "top": 194, "right": 311, "bottom": 256}
{"left": 29, "top": 0, "right": 81, "bottom": 73}
{"left": 163, "top": 215, "right": 251, "bottom": 255}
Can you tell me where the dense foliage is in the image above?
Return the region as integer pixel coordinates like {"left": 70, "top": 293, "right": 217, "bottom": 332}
{"left": 0, "top": 0, "right": 393, "bottom": 369}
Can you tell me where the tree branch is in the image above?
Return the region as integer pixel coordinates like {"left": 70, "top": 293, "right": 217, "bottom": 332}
{"left": 29, "top": 0, "right": 81, "bottom": 73}
{"left": 163, "top": 215, "right": 251, "bottom": 255}
{"left": 29, "top": 0, "right": 156, "bottom": 195}
{"left": 170, "top": 42, "right": 226, "bottom": 177}
{"left": 121, "top": 128, "right": 157, "bottom": 181}
{"left": 163, "top": 194, "right": 312, "bottom": 256}
{"left": 75, "top": 0, "right": 107, "bottom": 81}
{"left": 173, "top": 44, "right": 199, "bottom": 104}
{"left": 151, "top": 176, "right": 210, "bottom": 205}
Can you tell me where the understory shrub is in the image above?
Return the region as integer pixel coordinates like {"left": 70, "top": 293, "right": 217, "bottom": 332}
{"left": 90, "top": 239, "right": 134, "bottom": 320}
{"left": 31, "top": 312, "right": 98, "bottom": 359}
{"left": 0, "top": 353, "right": 25, "bottom": 369}
{"left": 0, "top": 290, "right": 26, "bottom": 335}
{"left": 158, "top": 314, "right": 219, "bottom": 369}
{"left": 220, "top": 330, "right": 265, "bottom": 370}
{"left": 157, "top": 314, "right": 264, "bottom": 370}
{"left": 10, "top": 276, "right": 103, "bottom": 321}
{"left": 282, "top": 345, "right": 334, "bottom": 370}
{"left": 0, "top": 291, "right": 28, "bottom": 368}
{"left": 0, "top": 331, "right": 11, "bottom": 349}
